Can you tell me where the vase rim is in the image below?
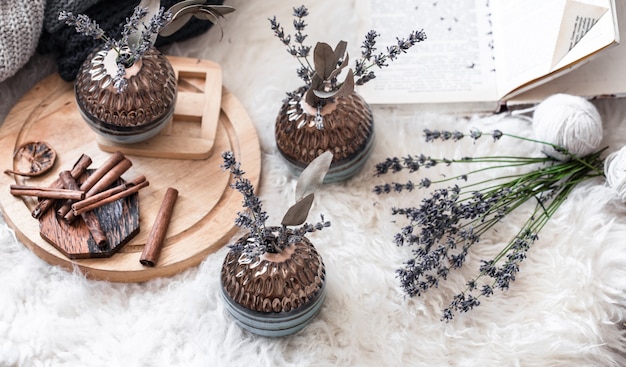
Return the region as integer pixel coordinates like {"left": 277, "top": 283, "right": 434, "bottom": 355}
{"left": 260, "top": 242, "right": 297, "bottom": 263}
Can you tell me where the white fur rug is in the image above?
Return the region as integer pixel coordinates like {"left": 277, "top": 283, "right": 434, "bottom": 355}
{"left": 1, "top": 1, "right": 625, "bottom": 366}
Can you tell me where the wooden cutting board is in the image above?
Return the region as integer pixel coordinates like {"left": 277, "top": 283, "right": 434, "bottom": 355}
{"left": 0, "top": 56, "right": 261, "bottom": 282}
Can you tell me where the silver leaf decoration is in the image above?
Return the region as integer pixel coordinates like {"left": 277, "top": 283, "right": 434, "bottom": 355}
{"left": 295, "top": 150, "right": 333, "bottom": 201}
{"left": 281, "top": 193, "right": 315, "bottom": 227}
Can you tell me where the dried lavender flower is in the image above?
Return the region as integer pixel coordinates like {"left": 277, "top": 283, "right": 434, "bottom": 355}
{"left": 354, "top": 29, "right": 426, "bottom": 85}
{"left": 293, "top": 5, "right": 309, "bottom": 18}
{"left": 59, "top": 12, "right": 106, "bottom": 40}
{"left": 120, "top": 6, "right": 149, "bottom": 47}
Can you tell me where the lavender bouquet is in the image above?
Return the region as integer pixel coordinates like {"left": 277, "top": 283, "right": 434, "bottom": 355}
{"left": 375, "top": 129, "right": 606, "bottom": 321}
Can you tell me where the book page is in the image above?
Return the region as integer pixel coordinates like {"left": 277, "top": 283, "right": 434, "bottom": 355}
{"left": 490, "top": 1, "right": 566, "bottom": 98}
{"left": 507, "top": 0, "right": 623, "bottom": 105}
{"left": 356, "top": 0, "right": 498, "bottom": 104}
{"left": 492, "top": 0, "right": 614, "bottom": 100}
{"left": 551, "top": 0, "right": 608, "bottom": 68}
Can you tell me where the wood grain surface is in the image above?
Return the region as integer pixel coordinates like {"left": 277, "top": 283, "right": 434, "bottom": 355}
{"left": 0, "top": 56, "right": 261, "bottom": 282}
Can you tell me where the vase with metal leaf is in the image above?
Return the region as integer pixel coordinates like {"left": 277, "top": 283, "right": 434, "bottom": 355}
{"left": 63, "top": 0, "right": 234, "bottom": 144}
{"left": 219, "top": 150, "right": 332, "bottom": 337}
{"left": 270, "top": 5, "right": 426, "bottom": 182}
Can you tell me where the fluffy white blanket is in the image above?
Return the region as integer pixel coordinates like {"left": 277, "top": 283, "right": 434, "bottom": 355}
{"left": 0, "top": 1, "right": 625, "bottom": 365}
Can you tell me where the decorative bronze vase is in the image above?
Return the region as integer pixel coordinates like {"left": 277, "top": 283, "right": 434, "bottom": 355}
{"left": 220, "top": 234, "right": 327, "bottom": 337}
{"left": 74, "top": 46, "right": 177, "bottom": 144}
{"left": 275, "top": 86, "right": 375, "bottom": 183}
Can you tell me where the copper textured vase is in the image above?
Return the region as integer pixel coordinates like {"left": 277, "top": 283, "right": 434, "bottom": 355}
{"left": 275, "top": 87, "right": 375, "bottom": 183}
{"left": 74, "top": 46, "right": 177, "bottom": 144}
{"left": 220, "top": 235, "right": 327, "bottom": 337}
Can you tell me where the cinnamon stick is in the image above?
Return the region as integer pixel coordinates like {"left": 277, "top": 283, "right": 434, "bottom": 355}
{"left": 31, "top": 153, "right": 92, "bottom": 219}
{"left": 84, "top": 158, "right": 133, "bottom": 197}
{"left": 10, "top": 185, "right": 84, "bottom": 200}
{"left": 61, "top": 157, "right": 133, "bottom": 223}
{"left": 140, "top": 187, "right": 178, "bottom": 267}
{"left": 71, "top": 176, "right": 149, "bottom": 216}
{"left": 57, "top": 151, "right": 127, "bottom": 219}
{"left": 79, "top": 151, "right": 126, "bottom": 194}
{"left": 59, "top": 170, "right": 107, "bottom": 247}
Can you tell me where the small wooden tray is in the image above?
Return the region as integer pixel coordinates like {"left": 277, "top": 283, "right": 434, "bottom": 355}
{"left": 0, "top": 56, "right": 261, "bottom": 283}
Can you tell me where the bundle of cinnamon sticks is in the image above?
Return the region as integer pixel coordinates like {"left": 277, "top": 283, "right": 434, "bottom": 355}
{"left": 11, "top": 152, "right": 149, "bottom": 247}
{"left": 10, "top": 151, "right": 178, "bottom": 266}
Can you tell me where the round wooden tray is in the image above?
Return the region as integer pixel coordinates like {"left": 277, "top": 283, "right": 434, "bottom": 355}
{"left": 0, "top": 56, "right": 261, "bottom": 282}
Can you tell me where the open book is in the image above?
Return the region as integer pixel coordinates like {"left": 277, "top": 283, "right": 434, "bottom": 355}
{"left": 356, "top": 0, "right": 622, "bottom": 112}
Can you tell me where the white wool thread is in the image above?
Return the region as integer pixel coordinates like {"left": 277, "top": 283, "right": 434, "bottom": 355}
{"left": 532, "top": 93, "right": 603, "bottom": 160}
{"left": 604, "top": 146, "right": 626, "bottom": 202}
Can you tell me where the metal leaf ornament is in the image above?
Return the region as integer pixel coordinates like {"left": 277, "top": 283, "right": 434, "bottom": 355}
{"left": 281, "top": 193, "right": 315, "bottom": 227}
{"left": 314, "top": 41, "right": 347, "bottom": 81}
{"left": 160, "top": 0, "right": 235, "bottom": 38}
{"left": 305, "top": 41, "right": 355, "bottom": 107}
{"left": 281, "top": 151, "right": 333, "bottom": 226}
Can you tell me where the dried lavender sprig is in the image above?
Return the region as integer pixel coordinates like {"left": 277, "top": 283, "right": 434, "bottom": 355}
{"left": 221, "top": 151, "right": 270, "bottom": 252}
{"left": 58, "top": 11, "right": 109, "bottom": 44}
{"left": 373, "top": 154, "right": 563, "bottom": 199}
{"left": 374, "top": 153, "right": 593, "bottom": 194}
{"left": 119, "top": 7, "right": 173, "bottom": 68}
{"left": 268, "top": 16, "right": 290, "bottom": 46}
{"left": 113, "top": 63, "right": 128, "bottom": 92}
{"left": 268, "top": 6, "right": 314, "bottom": 85}
{"left": 119, "top": 6, "right": 150, "bottom": 52}
{"left": 354, "top": 29, "right": 426, "bottom": 85}
{"left": 426, "top": 128, "right": 603, "bottom": 173}
{"left": 375, "top": 127, "right": 604, "bottom": 189}
{"left": 360, "top": 30, "right": 378, "bottom": 61}
{"left": 423, "top": 128, "right": 502, "bottom": 142}
{"left": 374, "top": 153, "right": 554, "bottom": 176}
{"left": 292, "top": 5, "right": 311, "bottom": 57}
{"left": 374, "top": 155, "right": 554, "bottom": 184}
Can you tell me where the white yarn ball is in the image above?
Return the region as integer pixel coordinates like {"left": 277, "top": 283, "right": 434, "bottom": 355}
{"left": 532, "top": 93, "right": 603, "bottom": 160}
{"left": 604, "top": 146, "right": 626, "bottom": 202}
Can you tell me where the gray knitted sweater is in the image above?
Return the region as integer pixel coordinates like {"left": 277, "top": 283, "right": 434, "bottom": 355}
{"left": 0, "top": 0, "right": 45, "bottom": 82}
{"left": 2, "top": 0, "right": 219, "bottom": 83}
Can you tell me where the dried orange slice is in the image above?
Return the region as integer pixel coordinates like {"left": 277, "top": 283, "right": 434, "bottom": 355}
{"left": 4, "top": 141, "right": 57, "bottom": 177}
